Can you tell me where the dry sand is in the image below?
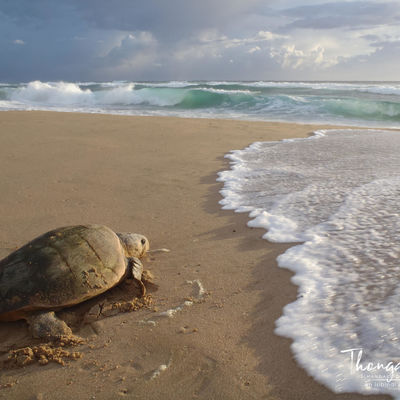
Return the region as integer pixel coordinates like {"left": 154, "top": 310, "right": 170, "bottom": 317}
{"left": 0, "top": 111, "right": 390, "bottom": 399}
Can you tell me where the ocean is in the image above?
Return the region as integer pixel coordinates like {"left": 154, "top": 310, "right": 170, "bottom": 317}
{"left": 1, "top": 80, "right": 400, "bottom": 128}
{"left": 2, "top": 80, "right": 400, "bottom": 398}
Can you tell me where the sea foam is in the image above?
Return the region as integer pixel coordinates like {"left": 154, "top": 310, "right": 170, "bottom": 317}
{"left": 11, "top": 81, "right": 94, "bottom": 105}
{"left": 218, "top": 129, "right": 400, "bottom": 398}
{"left": 2, "top": 80, "right": 400, "bottom": 127}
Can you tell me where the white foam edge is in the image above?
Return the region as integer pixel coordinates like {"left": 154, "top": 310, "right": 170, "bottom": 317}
{"left": 217, "top": 128, "right": 392, "bottom": 213}
{"left": 216, "top": 128, "right": 400, "bottom": 397}
{"left": 217, "top": 130, "right": 327, "bottom": 213}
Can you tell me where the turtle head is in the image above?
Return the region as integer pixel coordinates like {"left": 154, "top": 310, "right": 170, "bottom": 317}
{"left": 117, "top": 233, "right": 149, "bottom": 258}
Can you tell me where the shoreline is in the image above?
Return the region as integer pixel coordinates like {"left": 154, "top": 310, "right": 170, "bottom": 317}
{"left": 2, "top": 109, "right": 400, "bottom": 131}
{"left": 0, "top": 111, "right": 391, "bottom": 399}
{"left": 3, "top": 79, "right": 400, "bottom": 132}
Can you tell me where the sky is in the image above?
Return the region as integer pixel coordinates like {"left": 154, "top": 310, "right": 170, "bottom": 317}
{"left": 1, "top": 0, "right": 400, "bottom": 82}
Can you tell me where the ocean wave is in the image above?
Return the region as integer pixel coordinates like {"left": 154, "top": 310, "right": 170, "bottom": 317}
{"left": 5, "top": 81, "right": 257, "bottom": 108}
{"left": 2, "top": 80, "right": 400, "bottom": 127}
{"left": 194, "top": 87, "right": 255, "bottom": 95}
{"left": 230, "top": 80, "right": 400, "bottom": 95}
{"left": 135, "top": 81, "right": 193, "bottom": 88}
{"left": 323, "top": 98, "right": 400, "bottom": 120}
{"left": 11, "top": 81, "right": 94, "bottom": 105}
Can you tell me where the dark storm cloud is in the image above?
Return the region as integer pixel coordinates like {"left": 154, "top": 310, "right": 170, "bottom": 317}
{"left": 0, "top": 1, "right": 101, "bottom": 81}
{"left": 72, "top": 0, "right": 263, "bottom": 41}
{"left": 1, "top": 0, "right": 400, "bottom": 81}
{"left": 0, "top": 0, "right": 265, "bottom": 81}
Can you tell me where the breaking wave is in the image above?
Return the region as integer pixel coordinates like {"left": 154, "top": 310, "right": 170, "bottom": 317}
{"left": 2, "top": 80, "right": 400, "bottom": 127}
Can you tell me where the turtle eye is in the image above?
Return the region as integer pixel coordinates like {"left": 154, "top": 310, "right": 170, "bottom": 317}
{"left": 141, "top": 238, "right": 146, "bottom": 245}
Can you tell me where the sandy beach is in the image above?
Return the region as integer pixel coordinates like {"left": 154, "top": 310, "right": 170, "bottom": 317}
{"left": 0, "top": 111, "right": 390, "bottom": 400}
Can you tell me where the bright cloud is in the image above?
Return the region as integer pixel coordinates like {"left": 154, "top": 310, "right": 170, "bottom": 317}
{"left": 270, "top": 44, "right": 337, "bottom": 69}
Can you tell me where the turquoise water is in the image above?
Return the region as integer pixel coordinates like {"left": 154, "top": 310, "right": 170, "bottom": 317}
{"left": 1, "top": 80, "right": 400, "bottom": 127}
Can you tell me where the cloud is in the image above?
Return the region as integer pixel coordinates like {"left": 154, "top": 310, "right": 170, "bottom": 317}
{"left": 72, "top": 0, "right": 263, "bottom": 40}
{"left": 248, "top": 46, "right": 261, "bottom": 54}
{"left": 329, "top": 39, "right": 400, "bottom": 79}
{"left": 1, "top": 0, "right": 400, "bottom": 81}
{"left": 258, "top": 31, "right": 287, "bottom": 41}
{"left": 270, "top": 43, "right": 337, "bottom": 69}
{"left": 281, "top": 1, "right": 400, "bottom": 30}
{"left": 103, "top": 32, "right": 157, "bottom": 63}
{"left": 97, "top": 32, "right": 160, "bottom": 78}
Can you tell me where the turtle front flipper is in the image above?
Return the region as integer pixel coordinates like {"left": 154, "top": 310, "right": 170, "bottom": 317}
{"left": 27, "top": 311, "right": 73, "bottom": 340}
{"left": 128, "top": 257, "right": 146, "bottom": 297}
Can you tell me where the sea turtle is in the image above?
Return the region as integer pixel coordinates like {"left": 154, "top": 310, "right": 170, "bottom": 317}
{"left": 0, "top": 224, "right": 149, "bottom": 340}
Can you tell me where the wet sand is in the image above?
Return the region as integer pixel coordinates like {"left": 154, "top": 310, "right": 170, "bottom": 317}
{"left": 0, "top": 112, "right": 390, "bottom": 399}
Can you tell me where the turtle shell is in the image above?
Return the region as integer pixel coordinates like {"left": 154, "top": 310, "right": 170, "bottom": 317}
{"left": 0, "top": 225, "right": 128, "bottom": 321}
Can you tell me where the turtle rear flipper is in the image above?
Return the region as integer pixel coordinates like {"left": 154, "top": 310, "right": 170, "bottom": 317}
{"left": 27, "top": 311, "right": 73, "bottom": 340}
